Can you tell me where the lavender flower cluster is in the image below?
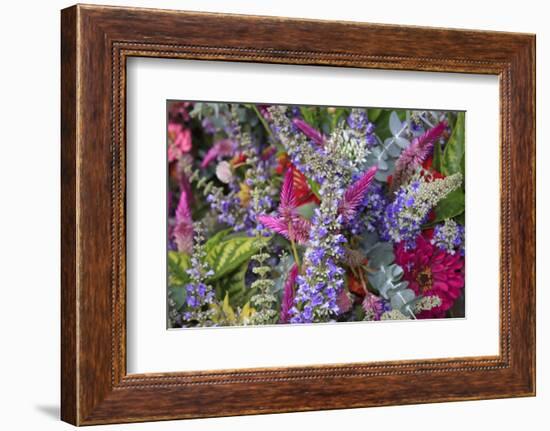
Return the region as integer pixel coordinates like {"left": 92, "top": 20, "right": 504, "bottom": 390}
{"left": 432, "top": 219, "right": 465, "bottom": 256}
{"left": 183, "top": 224, "right": 215, "bottom": 325}
{"left": 380, "top": 173, "right": 463, "bottom": 248}
{"left": 291, "top": 192, "right": 347, "bottom": 323}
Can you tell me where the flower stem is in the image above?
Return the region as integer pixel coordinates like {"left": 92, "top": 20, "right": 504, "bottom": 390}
{"left": 250, "top": 104, "right": 275, "bottom": 142}
{"left": 288, "top": 222, "right": 302, "bottom": 272}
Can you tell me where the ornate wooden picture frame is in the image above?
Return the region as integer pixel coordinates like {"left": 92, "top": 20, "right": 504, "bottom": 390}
{"left": 61, "top": 4, "right": 535, "bottom": 425}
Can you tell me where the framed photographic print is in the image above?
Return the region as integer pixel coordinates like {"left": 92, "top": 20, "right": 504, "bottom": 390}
{"left": 61, "top": 4, "right": 536, "bottom": 425}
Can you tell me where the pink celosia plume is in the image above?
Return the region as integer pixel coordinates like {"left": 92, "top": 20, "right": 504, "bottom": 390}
{"left": 258, "top": 167, "right": 312, "bottom": 245}
{"left": 172, "top": 188, "right": 194, "bottom": 254}
{"left": 338, "top": 165, "right": 378, "bottom": 223}
{"left": 392, "top": 121, "right": 447, "bottom": 189}
{"left": 279, "top": 264, "right": 299, "bottom": 323}
{"left": 292, "top": 118, "right": 324, "bottom": 146}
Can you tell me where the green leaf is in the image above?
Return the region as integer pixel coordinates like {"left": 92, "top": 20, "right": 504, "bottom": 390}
{"left": 373, "top": 110, "right": 392, "bottom": 141}
{"left": 366, "top": 242, "right": 394, "bottom": 269}
{"left": 299, "top": 107, "right": 318, "bottom": 128}
{"left": 390, "top": 288, "right": 416, "bottom": 310}
{"left": 167, "top": 251, "right": 191, "bottom": 286}
{"left": 306, "top": 178, "right": 322, "bottom": 200}
{"left": 168, "top": 286, "right": 187, "bottom": 310}
{"left": 206, "top": 237, "right": 260, "bottom": 281}
{"left": 222, "top": 293, "right": 236, "bottom": 322}
{"left": 330, "top": 108, "right": 349, "bottom": 131}
{"left": 368, "top": 108, "right": 382, "bottom": 122}
{"left": 374, "top": 110, "right": 406, "bottom": 142}
{"left": 296, "top": 202, "right": 318, "bottom": 220}
{"left": 214, "top": 261, "right": 251, "bottom": 306}
{"left": 204, "top": 228, "right": 232, "bottom": 254}
{"left": 441, "top": 112, "right": 465, "bottom": 176}
{"left": 455, "top": 212, "right": 466, "bottom": 225}
{"left": 167, "top": 251, "right": 191, "bottom": 310}
{"left": 432, "top": 188, "right": 465, "bottom": 224}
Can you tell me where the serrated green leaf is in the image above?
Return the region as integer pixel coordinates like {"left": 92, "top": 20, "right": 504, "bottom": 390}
{"left": 441, "top": 112, "right": 465, "bottom": 176}
{"left": 206, "top": 237, "right": 260, "bottom": 281}
{"left": 167, "top": 251, "right": 191, "bottom": 286}
{"left": 204, "top": 228, "right": 232, "bottom": 254}
{"left": 214, "top": 261, "right": 251, "bottom": 306}
{"left": 222, "top": 292, "right": 236, "bottom": 322}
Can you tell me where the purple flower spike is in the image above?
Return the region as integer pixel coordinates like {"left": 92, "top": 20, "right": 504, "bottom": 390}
{"left": 292, "top": 118, "right": 325, "bottom": 146}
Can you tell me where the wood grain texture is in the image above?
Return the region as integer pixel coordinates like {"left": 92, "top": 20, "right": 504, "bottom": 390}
{"left": 60, "top": 4, "right": 536, "bottom": 425}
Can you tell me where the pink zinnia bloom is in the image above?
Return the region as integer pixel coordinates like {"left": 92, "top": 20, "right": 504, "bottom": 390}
{"left": 395, "top": 233, "right": 464, "bottom": 318}
{"left": 168, "top": 122, "right": 192, "bottom": 162}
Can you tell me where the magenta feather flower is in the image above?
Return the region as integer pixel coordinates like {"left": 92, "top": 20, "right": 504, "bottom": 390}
{"left": 172, "top": 188, "right": 194, "bottom": 253}
{"left": 392, "top": 121, "right": 447, "bottom": 189}
{"left": 279, "top": 264, "right": 299, "bottom": 323}
{"left": 338, "top": 165, "right": 378, "bottom": 223}
{"left": 258, "top": 167, "right": 311, "bottom": 244}
{"left": 292, "top": 118, "right": 324, "bottom": 146}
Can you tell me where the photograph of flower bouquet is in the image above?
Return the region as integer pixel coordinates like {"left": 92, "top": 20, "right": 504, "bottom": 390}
{"left": 167, "top": 101, "right": 466, "bottom": 328}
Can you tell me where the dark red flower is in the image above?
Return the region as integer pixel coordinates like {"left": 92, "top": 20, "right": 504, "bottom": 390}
{"left": 395, "top": 233, "right": 464, "bottom": 318}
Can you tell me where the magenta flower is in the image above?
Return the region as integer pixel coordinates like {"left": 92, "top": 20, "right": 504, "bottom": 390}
{"left": 258, "top": 167, "right": 311, "bottom": 245}
{"left": 168, "top": 122, "right": 192, "bottom": 162}
{"left": 279, "top": 264, "right": 299, "bottom": 323}
{"left": 392, "top": 121, "right": 447, "bottom": 189}
{"left": 336, "top": 289, "right": 352, "bottom": 315}
{"left": 338, "top": 165, "right": 378, "bottom": 223}
{"left": 395, "top": 232, "right": 464, "bottom": 318}
{"left": 292, "top": 118, "right": 324, "bottom": 146}
{"left": 200, "top": 139, "right": 235, "bottom": 168}
{"left": 362, "top": 292, "right": 385, "bottom": 320}
{"left": 172, "top": 188, "right": 194, "bottom": 254}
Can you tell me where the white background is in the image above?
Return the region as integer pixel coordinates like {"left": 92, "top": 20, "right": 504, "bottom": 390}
{"left": 0, "top": 0, "right": 547, "bottom": 430}
{"left": 127, "top": 59, "right": 499, "bottom": 373}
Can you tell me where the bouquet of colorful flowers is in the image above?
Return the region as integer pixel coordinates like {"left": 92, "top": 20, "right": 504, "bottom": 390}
{"left": 167, "top": 102, "right": 465, "bottom": 328}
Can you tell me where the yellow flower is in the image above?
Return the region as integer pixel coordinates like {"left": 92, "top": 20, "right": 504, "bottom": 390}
{"left": 238, "top": 182, "right": 251, "bottom": 207}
